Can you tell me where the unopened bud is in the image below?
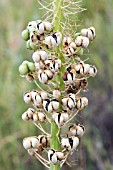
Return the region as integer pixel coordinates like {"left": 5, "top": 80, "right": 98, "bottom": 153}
{"left": 21, "top": 29, "right": 29, "bottom": 41}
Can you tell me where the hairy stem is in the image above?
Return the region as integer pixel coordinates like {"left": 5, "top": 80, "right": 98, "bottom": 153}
{"left": 53, "top": 0, "right": 63, "bottom": 32}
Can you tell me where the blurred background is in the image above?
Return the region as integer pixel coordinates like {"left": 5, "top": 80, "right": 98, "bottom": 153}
{"left": 0, "top": 0, "right": 113, "bottom": 170}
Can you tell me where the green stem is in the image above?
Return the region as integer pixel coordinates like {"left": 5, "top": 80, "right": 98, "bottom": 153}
{"left": 50, "top": 1, "right": 64, "bottom": 170}
{"left": 53, "top": 0, "right": 66, "bottom": 91}
{"left": 53, "top": 0, "right": 63, "bottom": 32}
{"left": 50, "top": 122, "right": 61, "bottom": 170}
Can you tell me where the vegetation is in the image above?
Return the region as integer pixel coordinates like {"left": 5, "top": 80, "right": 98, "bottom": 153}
{"left": 0, "top": 0, "right": 113, "bottom": 170}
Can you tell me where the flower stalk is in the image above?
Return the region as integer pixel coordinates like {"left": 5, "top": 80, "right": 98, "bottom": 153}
{"left": 20, "top": 1, "right": 97, "bottom": 170}
{"left": 50, "top": 1, "right": 64, "bottom": 169}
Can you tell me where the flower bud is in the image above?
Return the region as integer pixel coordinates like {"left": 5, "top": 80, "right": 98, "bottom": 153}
{"left": 62, "top": 98, "right": 68, "bottom": 106}
{"left": 77, "top": 125, "right": 85, "bottom": 137}
{"left": 48, "top": 150, "right": 58, "bottom": 165}
{"left": 67, "top": 46, "right": 75, "bottom": 55}
{"left": 82, "top": 37, "right": 89, "bottom": 48}
{"left": 51, "top": 99, "right": 59, "bottom": 111}
{"left": 27, "top": 62, "right": 35, "bottom": 72}
{"left": 35, "top": 94, "right": 42, "bottom": 104}
{"left": 43, "top": 99, "right": 53, "bottom": 113}
{"left": 27, "top": 108, "right": 35, "bottom": 118}
{"left": 50, "top": 62, "right": 59, "bottom": 72}
{"left": 43, "top": 21, "right": 52, "bottom": 32}
{"left": 81, "top": 27, "right": 96, "bottom": 41}
{"left": 75, "top": 36, "right": 83, "bottom": 46}
{"left": 70, "top": 42, "right": 77, "bottom": 49}
{"left": 38, "top": 135, "right": 50, "bottom": 147}
{"left": 67, "top": 98, "right": 75, "bottom": 109}
{"left": 35, "top": 61, "right": 45, "bottom": 70}
{"left": 33, "top": 113, "right": 38, "bottom": 121}
{"left": 23, "top": 92, "right": 32, "bottom": 104}
{"left": 54, "top": 113, "right": 64, "bottom": 127}
{"left": 40, "top": 91, "right": 48, "bottom": 100}
{"left": 32, "top": 51, "right": 41, "bottom": 63}
{"left": 87, "top": 29, "right": 93, "bottom": 41}
{"left": 76, "top": 97, "right": 88, "bottom": 110}
{"left": 38, "top": 71, "right": 48, "bottom": 84}
{"left": 89, "top": 27, "right": 96, "bottom": 39}
{"left": 75, "top": 36, "right": 89, "bottom": 48}
{"left": 63, "top": 37, "right": 72, "bottom": 46}
{"left": 89, "top": 65, "right": 97, "bottom": 77}
{"left": 68, "top": 70, "right": 76, "bottom": 82}
{"left": 40, "top": 51, "right": 48, "bottom": 61}
{"left": 21, "top": 29, "right": 29, "bottom": 41}
{"left": 62, "top": 112, "right": 69, "bottom": 122}
{"left": 50, "top": 36, "right": 57, "bottom": 47}
{"left": 44, "top": 70, "right": 53, "bottom": 79}
{"left": 69, "top": 124, "right": 85, "bottom": 137}
{"left": 37, "top": 21, "right": 44, "bottom": 34}
{"left": 80, "top": 63, "right": 90, "bottom": 75}
{"left": 83, "top": 64, "right": 90, "bottom": 74}
{"left": 22, "top": 112, "right": 28, "bottom": 121}
{"left": 30, "top": 137, "right": 39, "bottom": 148}
{"left": 19, "top": 63, "right": 29, "bottom": 75}
{"left": 81, "top": 28, "right": 88, "bottom": 36}
{"left": 27, "top": 21, "right": 37, "bottom": 30}
{"left": 54, "top": 32, "right": 62, "bottom": 45}
{"left": 38, "top": 112, "right": 46, "bottom": 122}
{"left": 61, "top": 136, "right": 79, "bottom": 151}
{"left": 23, "top": 138, "right": 31, "bottom": 150}
{"left": 61, "top": 138, "right": 70, "bottom": 148}
{"left": 53, "top": 112, "right": 69, "bottom": 127}
{"left": 72, "top": 136, "right": 79, "bottom": 149}
{"left": 31, "top": 90, "right": 38, "bottom": 102}
{"left": 56, "top": 151, "right": 64, "bottom": 160}
{"left": 53, "top": 89, "right": 61, "bottom": 99}
{"left": 69, "top": 125, "right": 77, "bottom": 136}
{"left": 75, "top": 63, "right": 81, "bottom": 73}
{"left": 45, "top": 36, "right": 51, "bottom": 46}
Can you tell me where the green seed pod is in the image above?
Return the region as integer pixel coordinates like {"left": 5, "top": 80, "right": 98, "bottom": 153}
{"left": 30, "top": 42, "right": 38, "bottom": 50}
{"left": 21, "top": 29, "right": 29, "bottom": 41}
{"left": 26, "top": 40, "right": 32, "bottom": 50}
{"left": 27, "top": 62, "right": 35, "bottom": 72}
{"left": 19, "top": 64, "right": 29, "bottom": 75}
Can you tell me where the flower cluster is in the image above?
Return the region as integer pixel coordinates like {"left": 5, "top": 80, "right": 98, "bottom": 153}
{"left": 20, "top": 19, "right": 97, "bottom": 168}
{"left": 63, "top": 27, "right": 95, "bottom": 56}
{"left": 21, "top": 20, "right": 63, "bottom": 51}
